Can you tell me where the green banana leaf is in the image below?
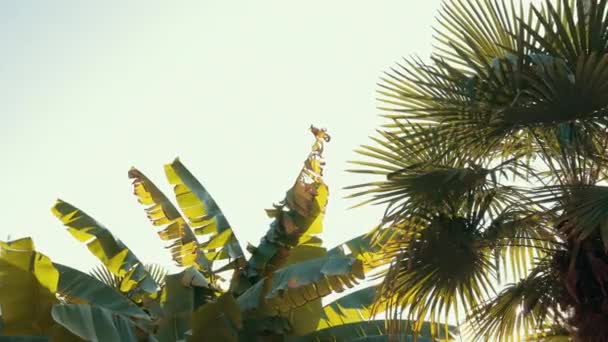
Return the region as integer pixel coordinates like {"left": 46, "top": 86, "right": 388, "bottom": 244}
{"left": 155, "top": 267, "right": 215, "bottom": 342}
{"left": 129, "top": 168, "right": 210, "bottom": 270}
{"left": 1, "top": 237, "right": 155, "bottom": 339}
{"left": 238, "top": 256, "right": 365, "bottom": 314}
{"left": 317, "top": 285, "right": 379, "bottom": 330}
{"left": 164, "top": 159, "right": 244, "bottom": 265}
{"left": 280, "top": 245, "right": 327, "bottom": 336}
{"left": 0, "top": 238, "right": 59, "bottom": 336}
{"left": 0, "top": 258, "right": 57, "bottom": 337}
{"left": 51, "top": 200, "right": 158, "bottom": 298}
{"left": 51, "top": 304, "right": 139, "bottom": 342}
{"left": 188, "top": 293, "right": 242, "bottom": 342}
{"left": 0, "top": 238, "right": 83, "bottom": 341}
{"left": 328, "top": 227, "right": 400, "bottom": 271}
{"left": 288, "top": 320, "right": 457, "bottom": 342}
{"left": 54, "top": 263, "right": 148, "bottom": 319}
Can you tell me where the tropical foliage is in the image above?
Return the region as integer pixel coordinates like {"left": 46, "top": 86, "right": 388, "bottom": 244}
{"left": 0, "top": 126, "right": 457, "bottom": 341}
{"left": 349, "top": 0, "right": 608, "bottom": 341}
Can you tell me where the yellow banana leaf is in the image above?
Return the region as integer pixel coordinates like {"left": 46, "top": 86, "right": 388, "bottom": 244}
{"left": 128, "top": 167, "right": 210, "bottom": 270}
{"left": 0, "top": 238, "right": 58, "bottom": 336}
{"left": 164, "top": 158, "right": 244, "bottom": 266}
{"left": 51, "top": 200, "right": 158, "bottom": 298}
{"left": 0, "top": 236, "right": 159, "bottom": 340}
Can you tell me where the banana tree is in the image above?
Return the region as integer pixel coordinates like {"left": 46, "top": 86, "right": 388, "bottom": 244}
{"left": 0, "top": 126, "right": 457, "bottom": 341}
{"left": 350, "top": 0, "right": 608, "bottom": 341}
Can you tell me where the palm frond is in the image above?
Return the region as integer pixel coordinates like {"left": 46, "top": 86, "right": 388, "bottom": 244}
{"left": 375, "top": 214, "right": 496, "bottom": 337}
{"left": 483, "top": 208, "right": 561, "bottom": 282}
{"left": 90, "top": 263, "right": 168, "bottom": 290}
{"left": 144, "top": 263, "right": 168, "bottom": 286}
{"left": 465, "top": 259, "right": 563, "bottom": 341}
{"left": 89, "top": 264, "right": 121, "bottom": 290}
{"left": 533, "top": 184, "right": 608, "bottom": 242}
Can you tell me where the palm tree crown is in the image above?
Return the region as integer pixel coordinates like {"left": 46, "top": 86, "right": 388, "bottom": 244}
{"left": 350, "top": 0, "right": 608, "bottom": 340}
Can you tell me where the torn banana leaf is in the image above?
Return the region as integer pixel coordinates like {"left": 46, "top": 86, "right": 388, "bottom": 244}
{"left": 237, "top": 127, "right": 331, "bottom": 291}
{"left": 51, "top": 200, "right": 158, "bottom": 298}
{"left": 238, "top": 256, "right": 364, "bottom": 314}
{"left": 164, "top": 159, "right": 244, "bottom": 267}
{"left": 279, "top": 244, "right": 328, "bottom": 336}
{"left": 129, "top": 167, "right": 210, "bottom": 270}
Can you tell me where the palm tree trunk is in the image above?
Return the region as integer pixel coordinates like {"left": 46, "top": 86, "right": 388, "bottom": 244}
{"left": 560, "top": 238, "right": 608, "bottom": 341}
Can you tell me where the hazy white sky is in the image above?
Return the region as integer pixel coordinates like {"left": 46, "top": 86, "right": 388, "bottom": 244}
{"left": 0, "top": 1, "right": 441, "bottom": 272}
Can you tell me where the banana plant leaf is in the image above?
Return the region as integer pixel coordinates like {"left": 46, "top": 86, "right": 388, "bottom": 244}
{"left": 0, "top": 239, "right": 85, "bottom": 341}
{"left": 0, "top": 238, "right": 59, "bottom": 336}
{"left": 327, "top": 227, "right": 399, "bottom": 271}
{"left": 0, "top": 259, "right": 57, "bottom": 336}
{"left": 51, "top": 304, "right": 139, "bottom": 342}
{"left": 280, "top": 245, "right": 327, "bottom": 336}
{"left": 188, "top": 293, "right": 242, "bottom": 342}
{"left": 238, "top": 256, "right": 364, "bottom": 314}
{"left": 54, "top": 263, "right": 148, "bottom": 319}
{"left": 317, "top": 285, "right": 380, "bottom": 330}
{"left": 235, "top": 126, "right": 331, "bottom": 295}
{"left": 287, "top": 320, "right": 457, "bottom": 342}
{"left": 155, "top": 267, "right": 215, "bottom": 342}
{"left": 164, "top": 159, "right": 244, "bottom": 265}
{"left": 129, "top": 168, "right": 210, "bottom": 270}
{"left": 0, "top": 237, "right": 160, "bottom": 340}
{"left": 51, "top": 200, "right": 158, "bottom": 298}
{"left": 0, "top": 337, "right": 49, "bottom": 341}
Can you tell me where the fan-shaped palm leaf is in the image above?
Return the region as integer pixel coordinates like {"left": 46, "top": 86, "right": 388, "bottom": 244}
{"left": 90, "top": 263, "right": 168, "bottom": 292}
{"left": 466, "top": 259, "right": 562, "bottom": 341}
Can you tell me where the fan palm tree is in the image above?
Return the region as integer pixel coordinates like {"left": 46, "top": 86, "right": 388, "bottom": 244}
{"left": 349, "top": 0, "right": 608, "bottom": 341}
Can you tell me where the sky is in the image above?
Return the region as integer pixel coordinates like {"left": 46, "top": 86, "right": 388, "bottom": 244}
{"left": 0, "top": 1, "right": 442, "bottom": 273}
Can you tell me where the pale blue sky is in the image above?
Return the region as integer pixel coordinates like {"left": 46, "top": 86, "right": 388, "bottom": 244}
{"left": 0, "top": 1, "right": 441, "bottom": 272}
